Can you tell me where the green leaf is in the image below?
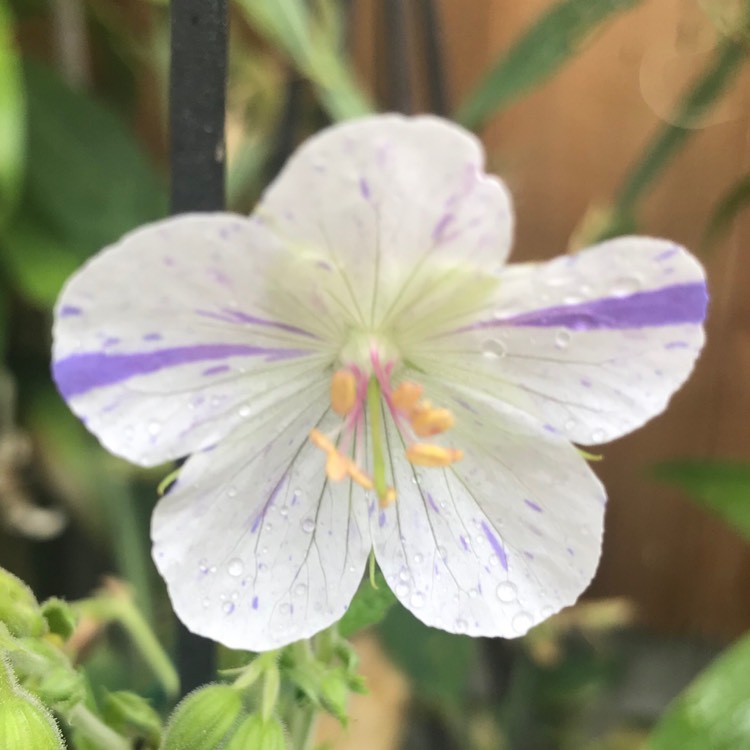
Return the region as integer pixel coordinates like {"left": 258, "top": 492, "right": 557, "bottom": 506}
{"left": 702, "top": 173, "right": 750, "bottom": 251}
{"left": 455, "top": 0, "right": 643, "bottom": 130}
{"left": 0, "top": 0, "right": 25, "bottom": 224}
{"left": 1, "top": 60, "right": 166, "bottom": 307}
{"left": 234, "top": 0, "right": 373, "bottom": 121}
{"left": 647, "top": 632, "right": 750, "bottom": 750}
{"left": 652, "top": 460, "right": 750, "bottom": 543}
{"left": 338, "top": 569, "right": 397, "bottom": 638}
{"left": 378, "top": 605, "right": 478, "bottom": 707}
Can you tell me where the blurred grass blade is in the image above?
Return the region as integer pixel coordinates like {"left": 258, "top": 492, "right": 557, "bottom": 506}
{"left": 454, "top": 0, "right": 642, "bottom": 131}
{"left": 614, "top": 36, "right": 746, "bottom": 218}
{"left": 647, "top": 632, "right": 750, "bottom": 750}
{"left": 652, "top": 460, "right": 750, "bottom": 543}
{"left": 702, "top": 173, "right": 750, "bottom": 251}
{"left": 0, "top": 0, "right": 25, "bottom": 225}
{"left": 234, "top": 0, "right": 373, "bottom": 121}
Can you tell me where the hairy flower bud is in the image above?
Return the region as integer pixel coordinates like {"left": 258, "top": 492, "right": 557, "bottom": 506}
{"left": 161, "top": 684, "right": 244, "bottom": 750}
{"left": 225, "top": 714, "right": 286, "bottom": 750}
{"left": 0, "top": 658, "right": 65, "bottom": 749}
{"left": 0, "top": 567, "right": 46, "bottom": 638}
{"left": 102, "top": 690, "right": 162, "bottom": 747}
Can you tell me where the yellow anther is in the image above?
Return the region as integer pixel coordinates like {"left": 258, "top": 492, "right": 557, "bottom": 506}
{"left": 391, "top": 381, "right": 423, "bottom": 414}
{"left": 406, "top": 444, "right": 464, "bottom": 468}
{"left": 310, "top": 428, "right": 335, "bottom": 453}
{"left": 326, "top": 451, "right": 349, "bottom": 482}
{"left": 331, "top": 369, "right": 357, "bottom": 416}
{"left": 410, "top": 406, "right": 455, "bottom": 437}
{"left": 380, "top": 486, "right": 397, "bottom": 508}
{"left": 348, "top": 463, "right": 374, "bottom": 491}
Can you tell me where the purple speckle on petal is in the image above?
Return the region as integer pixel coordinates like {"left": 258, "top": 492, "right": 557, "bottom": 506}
{"left": 543, "top": 423, "right": 557, "bottom": 434}
{"left": 379, "top": 510, "right": 386, "bottom": 528}
{"left": 359, "top": 177, "right": 371, "bottom": 200}
{"left": 143, "top": 332, "right": 163, "bottom": 342}
{"left": 567, "top": 547, "right": 575, "bottom": 556}
{"left": 60, "top": 305, "right": 83, "bottom": 317}
{"left": 426, "top": 493, "right": 440, "bottom": 514}
{"left": 432, "top": 212, "right": 455, "bottom": 243}
{"left": 459, "top": 535, "right": 470, "bottom": 551}
{"left": 656, "top": 246, "right": 679, "bottom": 262}
{"left": 102, "top": 337, "right": 120, "bottom": 348}
{"left": 665, "top": 341, "right": 688, "bottom": 350}
{"left": 524, "top": 498, "right": 543, "bottom": 513}
{"left": 580, "top": 377, "right": 592, "bottom": 388}
{"left": 252, "top": 596, "right": 259, "bottom": 610}
{"left": 481, "top": 521, "right": 508, "bottom": 570}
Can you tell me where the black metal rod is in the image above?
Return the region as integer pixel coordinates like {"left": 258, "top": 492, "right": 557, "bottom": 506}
{"left": 169, "top": 0, "right": 228, "bottom": 693}
{"left": 383, "top": 0, "right": 413, "bottom": 113}
{"left": 169, "top": 0, "right": 228, "bottom": 213}
{"left": 418, "top": 0, "right": 448, "bottom": 115}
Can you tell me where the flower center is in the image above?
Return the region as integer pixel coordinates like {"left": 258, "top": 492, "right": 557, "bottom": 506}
{"left": 309, "top": 346, "right": 463, "bottom": 507}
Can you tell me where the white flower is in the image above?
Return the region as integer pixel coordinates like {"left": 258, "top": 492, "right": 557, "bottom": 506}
{"left": 52, "top": 115, "right": 707, "bottom": 650}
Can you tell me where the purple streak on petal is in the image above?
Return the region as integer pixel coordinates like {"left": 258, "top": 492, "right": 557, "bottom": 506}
{"left": 202, "top": 364, "right": 230, "bottom": 376}
{"left": 359, "top": 177, "right": 371, "bottom": 200}
{"left": 543, "top": 423, "right": 557, "bottom": 434}
{"left": 143, "top": 332, "right": 162, "bottom": 341}
{"left": 459, "top": 535, "right": 469, "bottom": 551}
{"left": 224, "top": 602, "right": 235, "bottom": 615}
{"left": 250, "top": 473, "right": 287, "bottom": 533}
{"left": 481, "top": 521, "right": 508, "bottom": 570}
{"left": 655, "top": 247, "right": 679, "bottom": 262}
{"left": 665, "top": 341, "right": 688, "bottom": 350}
{"left": 379, "top": 510, "right": 386, "bottom": 528}
{"left": 567, "top": 547, "right": 575, "bottom": 556}
{"left": 252, "top": 596, "right": 259, "bottom": 610}
{"left": 432, "top": 212, "right": 455, "bottom": 243}
{"left": 580, "top": 377, "right": 592, "bottom": 388}
{"left": 455, "top": 282, "right": 707, "bottom": 333}
{"left": 60, "top": 305, "right": 83, "bottom": 317}
{"left": 54, "top": 343, "right": 309, "bottom": 398}
{"left": 195, "top": 308, "right": 319, "bottom": 339}
{"left": 426, "top": 493, "right": 440, "bottom": 514}
{"left": 102, "top": 337, "right": 120, "bottom": 348}
{"left": 524, "top": 499, "right": 543, "bottom": 513}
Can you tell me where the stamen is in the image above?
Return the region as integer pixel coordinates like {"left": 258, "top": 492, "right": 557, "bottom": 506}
{"left": 309, "top": 429, "right": 335, "bottom": 453}
{"left": 391, "top": 381, "right": 423, "bottom": 414}
{"left": 331, "top": 369, "right": 357, "bottom": 415}
{"left": 325, "top": 451, "right": 350, "bottom": 482}
{"left": 380, "top": 486, "right": 397, "bottom": 508}
{"left": 410, "top": 405, "right": 455, "bottom": 437}
{"left": 407, "top": 444, "right": 464, "bottom": 468}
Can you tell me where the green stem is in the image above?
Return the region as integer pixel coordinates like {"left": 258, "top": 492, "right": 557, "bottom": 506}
{"left": 67, "top": 704, "right": 130, "bottom": 750}
{"left": 288, "top": 701, "right": 318, "bottom": 750}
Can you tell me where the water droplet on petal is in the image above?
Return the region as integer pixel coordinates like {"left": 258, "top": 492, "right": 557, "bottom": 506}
{"left": 512, "top": 610, "right": 534, "bottom": 633}
{"left": 395, "top": 582, "right": 409, "bottom": 598}
{"left": 294, "top": 583, "right": 307, "bottom": 597}
{"left": 554, "top": 330, "right": 571, "bottom": 349}
{"left": 612, "top": 275, "right": 642, "bottom": 296}
{"left": 227, "top": 486, "right": 237, "bottom": 498}
{"left": 198, "top": 558, "right": 209, "bottom": 573}
{"left": 481, "top": 338, "right": 507, "bottom": 360}
{"left": 398, "top": 566, "right": 410, "bottom": 582}
{"left": 591, "top": 428, "right": 606, "bottom": 443}
{"left": 541, "top": 605, "right": 555, "bottom": 618}
{"left": 437, "top": 546, "right": 448, "bottom": 559}
{"left": 227, "top": 558, "right": 243, "bottom": 577}
{"left": 469, "top": 588, "right": 478, "bottom": 599}
{"left": 238, "top": 404, "right": 251, "bottom": 418}
{"left": 413, "top": 553, "right": 423, "bottom": 564}
{"left": 202, "top": 597, "right": 210, "bottom": 609}
{"left": 455, "top": 618, "right": 468, "bottom": 633}
{"left": 496, "top": 581, "right": 518, "bottom": 603}
{"left": 564, "top": 418, "right": 576, "bottom": 433}
{"left": 410, "top": 592, "right": 425, "bottom": 608}
{"left": 301, "top": 518, "right": 315, "bottom": 533}
{"left": 279, "top": 603, "right": 292, "bottom": 615}
{"left": 222, "top": 601, "right": 235, "bottom": 615}
{"left": 280, "top": 505, "right": 289, "bottom": 517}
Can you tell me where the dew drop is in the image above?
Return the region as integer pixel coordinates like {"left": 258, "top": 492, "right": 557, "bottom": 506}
{"left": 198, "top": 558, "right": 209, "bottom": 573}
{"left": 238, "top": 404, "right": 251, "bottom": 418}
{"left": 210, "top": 396, "right": 222, "bottom": 408}
{"left": 612, "top": 275, "right": 642, "bottom": 296}
{"left": 202, "top": 597, "right": 210, "bottom": 609}
{"left": 280, "top": 506, "right": 289, "bottom": 518}
{"left": 398, "top": 566, "right": 410, "bottom": 582}
{"left": 147, "top": 420, "right": 161, "bottom": 436}
{"left": 209, "top": 566, "right": 217, "bottom": 574}
{"left": 227, "top": 486, "right": 237, "bottom": 498}
{"left": 222, "top": 601, "right": 235, "bottom": 615}
{"left": 395, "top": 582, "right": 410, "bottom": 597}
{"left": 280, "top": 603, "right": 292, "bottom": 615}
{"left": 541, "top": 605, "right": 555, "bottom": 618}
{"left": 562, "top": 294, "right": 582, "bottom": 305}
{"left": 481, "top": 338, "right": 507, "bottom": 360}
{"left": 294, "top": 583, "right": 307, "bottom": 597}
{"left": 265, "top": 523, "right": 273, "bottom": 532}
{"left": 455, "top": 618, "right": 468, "bottom": 633}
{"left": 227, "top": 558, "right": 244, "bottom": 577}
{"left": 554, "top": 330, "right": 571, "bottom": 350}
{"left": 258, "top": 562, "right": 268, "bottom": 573}
{"left": 591, "top": 428, "right": 606, "bottom": 443}
{"left": 410, "top": 592, "right": 425, "bottom": 609}
{"left": 469, "top": 588, "right": 478, "bottom": 599}
{"left": 301, "top": 518, "right": 315, "bottom": 533}
{"left": 437, "top": 546, "right": 448, "bottom": 559}
{"left": 496, "top": 581, "right": 518, "bottom": 603}
{"left": 512, "top": 610, "right": 534, "bottom": 633}
{"left": 564, "top": 418, "right": 577, "bottom": 433}
{"left": 413, "top": 553, "right": 424, "bottom": 564}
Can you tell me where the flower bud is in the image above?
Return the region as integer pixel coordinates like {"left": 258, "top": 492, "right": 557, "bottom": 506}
{"left": 161, "top": 684, "right": 244, "bottom": 750}
{"left": 320, "top": 668, "right": 350, "bottom": 725}
{"left": 41, "top": 598, "right": 77, "bottom": 640}
{"left": 102, "top": 690, "right": 162, "bottom": 747}
{"left": 225, "top": 714, "right": 286, "bottom": 750}
{"left": 0, "top": 659, "right": 65, "bottom": 749}
{"left": 0, "top": 567, "right": 46, "bottom": 638}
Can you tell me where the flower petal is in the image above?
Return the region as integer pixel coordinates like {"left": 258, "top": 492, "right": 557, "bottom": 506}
{"left": 256, "top": 114, "right": 513, "bottom": 328}
{"left": 373, "top": 385, "right": 605, "bottom": 637}
{"left": 152, "top": 387, "right": 371, "bottom": 651}
{"left": 411, "top": 237, "right": 707, "bottom": 445}
{"left": 52, "top": 214, "right": 335, "bottom": 465}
